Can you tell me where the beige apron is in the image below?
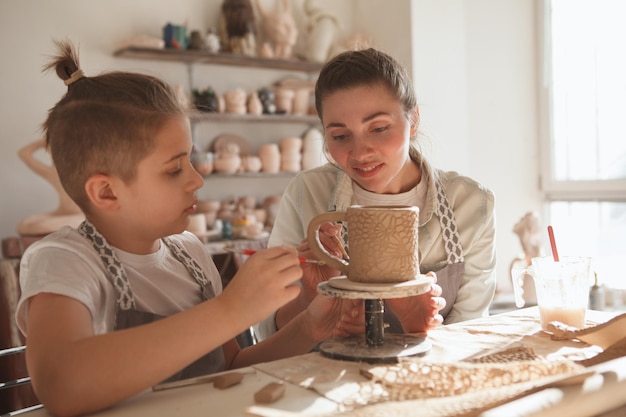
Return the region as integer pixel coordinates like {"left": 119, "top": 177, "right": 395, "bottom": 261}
{"left": 381, "top": 181, "right": 465, "bottom": 332}
{"left": 78, "top": 220, "right": 225, "bottom": 381}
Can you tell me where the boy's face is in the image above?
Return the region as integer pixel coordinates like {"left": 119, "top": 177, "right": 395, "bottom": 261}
{"left": 117, "top": 115, "right": 204, "bottom": 241}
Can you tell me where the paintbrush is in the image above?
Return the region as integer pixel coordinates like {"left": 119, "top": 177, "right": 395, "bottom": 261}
{"left": 224, "top": 248, "right": 326, "bottom": 265}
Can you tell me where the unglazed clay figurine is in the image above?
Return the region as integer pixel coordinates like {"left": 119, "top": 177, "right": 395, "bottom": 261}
{"left": 17, "top": 138, "right": 84, "bottom": 236}
{"left": 279, "top": 136, "right": 302, "bottom": 173}
{"left": 253, "top": 0, "right": 298, "bottom": 59}
{"left": 258, "top": 143, "right": 280, "bottom": 173}
{"left": 246, "top": 92, "right": 263, "bottom": 115}
{"left": 214, "top": 143, "right": 242, "bottom": 174}
{"left": 224, "top": 88, "right": 247, "bottom": 114}
{"left": 301, "top": 127, "right": 326, "bottom": 170}
{"left": 303, "top": 0, "right": 339, "bottom": 63}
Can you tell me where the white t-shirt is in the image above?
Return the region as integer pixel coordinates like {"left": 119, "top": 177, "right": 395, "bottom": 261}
{"left": 16, "top": 226, "right": 222, "bottom": 337}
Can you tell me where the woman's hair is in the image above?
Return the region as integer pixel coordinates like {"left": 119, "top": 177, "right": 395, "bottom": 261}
{"left": 42, "top": 40, "right": 186, "bottom": 212}
{"left": 314, "top": 48, "right": 424, "bottom": 162}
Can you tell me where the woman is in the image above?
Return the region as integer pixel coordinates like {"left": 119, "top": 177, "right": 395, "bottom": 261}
{"left": 254, "top": 48, "right": 496, "bottom": 341}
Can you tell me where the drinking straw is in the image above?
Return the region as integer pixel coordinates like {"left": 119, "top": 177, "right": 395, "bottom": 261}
{"left": 547, "top": 225, "right": 560, "bottom": 262}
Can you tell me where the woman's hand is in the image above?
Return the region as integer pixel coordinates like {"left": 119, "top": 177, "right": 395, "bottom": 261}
{"left": 385, "top": 272, "right": 446, "bottom": 334}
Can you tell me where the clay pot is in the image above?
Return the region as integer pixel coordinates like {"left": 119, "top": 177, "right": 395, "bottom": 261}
{"left": 247, "top": 93, "right": 263, "bottom": 116}
{"left": 242, "top": 155, "right": 262, "bottom": 173}
{"left": 214, "top": 143, "right": 241, "bottom": 174}
{"left": 301, "top": 127, "right": 326, "bottom": 170}
{"left": 274, "top": 88, "right": 295, "bottom": 114}
{"left": 224, "top": 88, "right": 247, "bottom": 114}
{"left": 258, "top": 143, "right": 281, "bottom": 173}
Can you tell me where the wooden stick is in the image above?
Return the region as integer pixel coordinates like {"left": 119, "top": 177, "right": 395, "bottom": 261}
{"left": 333, "top": 234, "right": 349, "bottom": 260}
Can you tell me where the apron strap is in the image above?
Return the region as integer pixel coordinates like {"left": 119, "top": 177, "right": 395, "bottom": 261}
{"left": 434, "top": 181, "right": 464, "bottom": 264}
{"left": 78, "top": 220, "right": 136, "bottom": 311}
{"left": 163, "top": 237, "right": 215, "bottom": 300}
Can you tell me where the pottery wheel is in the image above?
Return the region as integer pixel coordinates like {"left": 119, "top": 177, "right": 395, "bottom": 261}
{"left": 318, "top": 275, "right": 433, "bottom": 299}
{"left": 317, "top": 275, "right": 434, "bottom": 363}
{"left": 318, "top": 334, "right": 431, "bottom": 364}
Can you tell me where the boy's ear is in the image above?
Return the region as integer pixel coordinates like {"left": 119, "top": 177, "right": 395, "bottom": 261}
{"left": 85, "top": 174, "right": 119, "bottom": 210}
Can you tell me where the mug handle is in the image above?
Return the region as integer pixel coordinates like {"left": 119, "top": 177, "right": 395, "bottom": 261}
{"left": 306, "top": 212, "right": 349, "bottom": 274}
{"left": 511, "top": 265, "right": 529, "bottom": 308}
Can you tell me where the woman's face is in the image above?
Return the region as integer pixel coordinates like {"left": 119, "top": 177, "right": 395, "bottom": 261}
{"left": 321, "top": 83, "right": 420, "bottom": 194}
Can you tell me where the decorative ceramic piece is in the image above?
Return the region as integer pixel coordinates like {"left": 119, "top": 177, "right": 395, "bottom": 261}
{"left": 258, "top": 143, "right": 281, "bottom": 173}
{"left": 274, "top": 87, "right": 295, "bottom": 114}
{"left": 292, "top": 88, "right": 311, "bottom": 116}
{"left": 259, "top": 42, "right": 274, "bottom": 58}
{"left": 303, "top": 0, "right": 339, "bottom": 63}
{"left": 242, "top": 155, "right": 262, "bottom": 173}
{"left": 205, "top": 28, "right": 221, "bottom": 54}
{"left": 247, "top": 92, "right": 263, "bottom": 115}
{"left": 163, "top": 23, "right": 189, "bottom": 49}
{"left": 214, "top": 143, "right": 242, "bottom": 174}
{"left": 258, "top": 88, "right": 276, "bottom": 114}
{"left": 280, "top": 136, "right": 302, "bottom": 173}
{"left": 188, "top": 30, "right": 207, "bottom": 50}
{"left": 224, "top": 88, "right": 247, "bottom": 114}
{"left": 301, "top": 127, "right": 326, "bottom": 170}
{"left": 254, "top": 0, "right": 298, "bottom": 59}
{"left": 192, "top": 87, "right": 219, "bottom": 112}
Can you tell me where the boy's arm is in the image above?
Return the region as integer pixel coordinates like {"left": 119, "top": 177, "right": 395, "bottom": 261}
{"left": 229, "top": 296, "right": 364, "bottom": 369}
{"left": 25, "top": 290, "right": 276, "bottom": 417}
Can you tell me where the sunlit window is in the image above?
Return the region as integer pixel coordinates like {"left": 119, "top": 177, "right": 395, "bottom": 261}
{"left": 543, "top": 0, "right": 626, "bottom": 290}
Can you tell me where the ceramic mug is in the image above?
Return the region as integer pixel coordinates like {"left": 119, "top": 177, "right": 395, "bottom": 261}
{"left": 307, "top": 205, "right": 420, "bottom": 283}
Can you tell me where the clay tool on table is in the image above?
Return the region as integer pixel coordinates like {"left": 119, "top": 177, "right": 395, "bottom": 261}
{"left": 224, "top": 248, "right": 326, "bottom": 265}
{"left": 153, "top": 370, "right": 255, "bottom": 391}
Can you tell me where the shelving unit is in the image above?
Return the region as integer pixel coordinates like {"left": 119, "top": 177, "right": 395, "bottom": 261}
{"left": 114, "top": 46, "right": 323, "bottom": 72}
{"left": 188, "top": 110, "right": 318, "bottom": 125}
{"left": 113, "top": 46, "right": 323, "bottom": 198}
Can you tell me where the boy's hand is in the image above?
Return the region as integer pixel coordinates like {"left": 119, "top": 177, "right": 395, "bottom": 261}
{"left": 305, "top": 296, "right": 365, "bottom": 341}
{"left": 221, "top": 246, "right": 303, "bottom": 326}
{"left": 296, "top": 222, "right": 344, "bottom": 305}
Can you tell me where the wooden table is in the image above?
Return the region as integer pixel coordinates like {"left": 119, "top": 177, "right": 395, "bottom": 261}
{"left": 22, "top": 308, "right": 626, "bottom": 417}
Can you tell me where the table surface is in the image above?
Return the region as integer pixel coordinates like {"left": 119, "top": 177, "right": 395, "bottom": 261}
{"left": 23, "top": 308, "right": 626, "bottom": 417}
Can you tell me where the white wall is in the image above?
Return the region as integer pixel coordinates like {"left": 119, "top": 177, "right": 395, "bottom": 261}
{"left": 0, "top": 0, "right": 541, "bottom": 294}
{"left": 348, "top": 0, "right": 542, "bottom": 292}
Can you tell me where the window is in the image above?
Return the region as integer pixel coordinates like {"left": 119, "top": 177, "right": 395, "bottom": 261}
{"left": 541, "top": 0, "right": 626, "bottom": 290}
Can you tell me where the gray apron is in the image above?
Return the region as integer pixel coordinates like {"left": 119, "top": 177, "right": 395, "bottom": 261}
{"left": 78, "top": 220, "right": 225, "bottom": 382}
{"left": 383, "top": 181, "right": 465, "bottom": 332}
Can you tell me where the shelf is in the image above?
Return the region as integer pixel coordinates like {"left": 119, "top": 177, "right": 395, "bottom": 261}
{"left": 189, "top": 111, "right": 318, "bottom": 125}
{"left": 114, "top": 47, "right": 324, "bottom": 73}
